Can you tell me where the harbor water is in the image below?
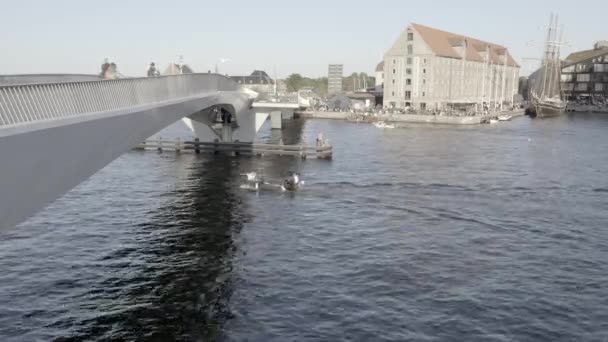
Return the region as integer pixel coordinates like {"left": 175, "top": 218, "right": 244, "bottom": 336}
{"left": 1, "top": 114, "right": 608, "bottom": 341}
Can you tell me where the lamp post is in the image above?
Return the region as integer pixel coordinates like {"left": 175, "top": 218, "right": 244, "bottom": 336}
{"left": 215, "top": 58, "right": 228, "bottom": 74}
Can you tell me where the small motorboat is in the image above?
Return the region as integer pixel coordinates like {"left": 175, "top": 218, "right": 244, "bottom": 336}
{"left": 489, "top": 119, "right": 499, "bottom": 124}
{"left": 497, "top": 114, "right": 512, "bottom": 121}
{"left": 373, "top": 121, "right": 395, "bottom": 129}
{"left": 241, "top": 171, "right": 303, "bottom": 192}
{"left": 281, "top": 172, "right": 302, "bottom": 191}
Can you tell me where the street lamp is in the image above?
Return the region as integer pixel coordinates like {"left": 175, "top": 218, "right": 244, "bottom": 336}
{"left": 215, "top": 58, "right": 229, "bottom": 74}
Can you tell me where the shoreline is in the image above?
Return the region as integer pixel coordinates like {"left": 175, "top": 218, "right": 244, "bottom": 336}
{"left": 295, "top": 109, "right": 526, "bottom": 125}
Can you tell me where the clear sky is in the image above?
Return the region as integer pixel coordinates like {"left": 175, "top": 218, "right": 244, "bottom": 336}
{"left": 1, "top": 0, "right": 605, "bottom": 78}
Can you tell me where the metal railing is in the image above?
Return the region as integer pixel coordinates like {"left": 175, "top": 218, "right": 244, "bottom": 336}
{"left": 0, "top": 74, "right": 241, "bottom": 128}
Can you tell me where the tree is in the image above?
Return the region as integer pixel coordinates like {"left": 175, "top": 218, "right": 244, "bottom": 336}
{"left": 286, "top": 73, "right": 304, "bottom": 92}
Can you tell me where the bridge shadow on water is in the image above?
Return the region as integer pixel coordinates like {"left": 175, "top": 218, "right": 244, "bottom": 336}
{"left": 59, "top": 121, "right": 307, "bottom": 342}
{"left": 61, "top": 156, "right": 248, "bottom": 342}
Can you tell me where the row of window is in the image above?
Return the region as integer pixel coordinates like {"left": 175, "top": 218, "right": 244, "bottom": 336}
{"left": 392, "top": 68, "right": 426, "bottom": 75}
{"left": 562, "top": 74, "right": 591, "bottom": 82}
{"left": 563, "top": 63, "right": 608, "bottom": 73}
{"left": 390, "top": 90, "right": 425, "bottom": 98}
{"left": 391, "top": 78, "right": 426, "bottom": 85}
{"left": 390, "top": 57, "right": 430, "bottom": 67}
{"left": 562, "top": 83, "right": 605, "bottom": 91}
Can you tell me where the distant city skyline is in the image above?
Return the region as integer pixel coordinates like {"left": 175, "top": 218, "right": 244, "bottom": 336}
{"left": 1, "top": 0, "right": 606, "bottom": 78}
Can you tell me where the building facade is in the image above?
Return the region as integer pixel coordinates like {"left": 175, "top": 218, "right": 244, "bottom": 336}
{"left": 328, "top": 64, "right": 343, "bottom": 95}
{"left": 383, "top": 23, "right": 520, "bottom": 111}
{"left": 230, "top": 70, "right": 275, "bottom": 93}
{"left": 561, "top": 42, "right": 608, "bottom": 101}
{"left": 375, "top": 61, "right": 384, "bottom": 87}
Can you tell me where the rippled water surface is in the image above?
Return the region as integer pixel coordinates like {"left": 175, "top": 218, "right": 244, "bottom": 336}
{"left": 1, "top": 114, "right": 608, "bottom": 341}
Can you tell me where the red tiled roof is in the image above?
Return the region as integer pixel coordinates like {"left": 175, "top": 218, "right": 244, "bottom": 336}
{"left": 411, "top": 23, "right": 519, "bottom": 67}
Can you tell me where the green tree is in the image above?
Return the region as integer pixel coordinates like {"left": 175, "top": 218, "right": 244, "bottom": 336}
{"left": 286, "top": 73, "right": 304, "bottom": 92}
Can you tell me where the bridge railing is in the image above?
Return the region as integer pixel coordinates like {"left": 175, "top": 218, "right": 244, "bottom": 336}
{"left": 0, "top": 74, "right": 240, "bottom": 128}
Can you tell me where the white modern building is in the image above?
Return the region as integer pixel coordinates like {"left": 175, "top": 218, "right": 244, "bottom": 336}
{"left": 328, "top": 64, "right": 343, "bottom": 95}
{"left": 383, "top": 23, "right": 520, "bottom": 111}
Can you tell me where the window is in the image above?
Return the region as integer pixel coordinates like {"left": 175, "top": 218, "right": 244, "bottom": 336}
{"left": 406, "top": 79, "right": 412, "bottom": 85}
{"left": 561, "top": 74, "right": 573, "bottom": 82}
{"left": 406, "top": 68, "right": 412, "bottom": 75}
{"left": 420, "top": 103, "right": 426, "bottom": 110}
{"left": 423, "top": 69, "right": 426, "bottom": 74}
{"left": 577, "top": 74, "right": 590, "bottom": 82}
{"left": 405, "top": 91, "right": 411, "bottom": 99}
{"left": 562, "top": 83, "right": 574, "bottom": 91}
{"left": 393, "top": 59, "right": 396, "bottom": 64}
{"left": 407, "top": 45, "right": 413, "bottom": 54}
{"left": 407, "top": 58, "right": 412, "bottom": 65}
{"left": 596, "top": 83, "right": 604, "bottom": 92}
{"left": 563, "top": 65, "right": 575, "bottom": 73}
{"left": 594, "top": 64, "right": 605, "bottom": 72}
{"left": 423, "top": 58, "right": 427, "bottom": 64}
{"left": 576, "top": 64, "right": 590, "bottom": 72}
{"left": 393, "top": 69, "right": 396, "bottom": 74}
{"left": 392, "top": 91, "right": 395, "bottom": 96}
{"left": 422, "top": 79, "right": 426, "bottom": 84}
{"left": 407, "top": 32, "right": 414, "bottom": 41}
{"left": 392, "top": 79, "right": 395, "bottom": 84}
{"left": 575, "top": 83, "right": 588, "bottom": 91}
{"left": 422, "top": 92, "right": 426, "bottom": 97}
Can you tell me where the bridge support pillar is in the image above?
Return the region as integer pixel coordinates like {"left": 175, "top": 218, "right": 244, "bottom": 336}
{"left": 221, "top": 123, "right": 233, "bottom": 142}
{"left": 271, "top": 111, "right": 282, "bottom": 130}
{"left": 282, "top": 109, "right": 294, "bottom": 120}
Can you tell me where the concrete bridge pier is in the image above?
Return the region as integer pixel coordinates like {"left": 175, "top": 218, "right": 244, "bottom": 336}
{"left": 221, "top": 123, "right": 233, "bottom": 142}
{"left": 183, "top": 106, "right": 269, "bottom": 143}
{"left": 252, "top": 103, "right": 299, "bottom": 131}
{"left": 269, "top": 109, "right": 295, "bottom": 130}
{"left": 270, "top": 111, "right": 282, "bottom": 130}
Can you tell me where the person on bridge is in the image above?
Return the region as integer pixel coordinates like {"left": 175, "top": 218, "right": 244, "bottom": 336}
{"left": 100, "top": 58, "right": 110, "bottom": 78}
{"left": 220, "top": 108, "right": 232, "bottom": 124}
{"left": 147, "top": 62, "right": 157, "bottom": 77}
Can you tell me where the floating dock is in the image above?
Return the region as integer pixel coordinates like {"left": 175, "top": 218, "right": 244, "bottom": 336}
{"left": 134, "top": 138, "right": 332, "bottom": 159}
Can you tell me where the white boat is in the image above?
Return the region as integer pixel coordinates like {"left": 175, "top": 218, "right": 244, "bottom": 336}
{"left": 489, "top": 119, "right": 499, "bottom": 124}
{"left": 497, "top": 114, "right": 512, "bottom": 121}
{"left": 373, "top": 121, "right": 395, "bottom": 129}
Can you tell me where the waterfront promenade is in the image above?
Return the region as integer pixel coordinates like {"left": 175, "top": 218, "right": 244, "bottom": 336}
{"left": 296, "top": 109, "right": 526, "bottom": 125}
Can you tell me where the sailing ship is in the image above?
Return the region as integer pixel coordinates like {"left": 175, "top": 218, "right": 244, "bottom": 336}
{"left": 528, "top": 13, "right": 566, "bottom": 117}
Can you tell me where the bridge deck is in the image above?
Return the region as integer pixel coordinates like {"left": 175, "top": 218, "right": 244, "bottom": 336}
{"left": 0, "top": 74, "right": 240, "bottom": 129}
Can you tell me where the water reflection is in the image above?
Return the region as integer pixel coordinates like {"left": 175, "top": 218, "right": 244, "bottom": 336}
{"left": 70, "top": 155, "right": 247, "bottom": 341}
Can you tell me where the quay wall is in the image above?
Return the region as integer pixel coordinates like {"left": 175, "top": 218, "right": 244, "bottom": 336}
{"left": 296, "top": 110, "right": 525, "bottom": 125}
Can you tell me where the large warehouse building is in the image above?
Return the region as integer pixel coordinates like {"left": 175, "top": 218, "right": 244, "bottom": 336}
{"left": 383, "top": 23, "right": 520, "bottom": 111}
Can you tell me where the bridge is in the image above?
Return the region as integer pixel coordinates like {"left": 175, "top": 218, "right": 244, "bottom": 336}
{"left": 0, "top": 73, "right": 288, "bottom": 231}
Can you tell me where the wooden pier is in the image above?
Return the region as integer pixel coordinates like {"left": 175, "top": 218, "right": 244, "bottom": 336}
{"left": 134, "top": 137, "right": 332, "bottom": 159}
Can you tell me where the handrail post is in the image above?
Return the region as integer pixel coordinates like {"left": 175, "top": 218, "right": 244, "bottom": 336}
{"left": 194, "top": 138, "right": 200, "bottom": 154}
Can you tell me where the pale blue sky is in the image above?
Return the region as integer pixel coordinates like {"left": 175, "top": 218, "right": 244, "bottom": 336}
{"left": 1, "top": 0, "right": 605, "bottom": 77}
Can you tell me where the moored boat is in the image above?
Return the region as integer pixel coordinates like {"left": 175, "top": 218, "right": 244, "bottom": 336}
{"left": 373, "top": 121, "right": 395, "bottom": 129}
{"left": 528, "top": 13, "right": 566, "bottom": 118}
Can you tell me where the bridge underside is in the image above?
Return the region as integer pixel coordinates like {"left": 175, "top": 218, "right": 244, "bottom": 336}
{"left": 0, "top": 92, "right": 263, "bottom": 230}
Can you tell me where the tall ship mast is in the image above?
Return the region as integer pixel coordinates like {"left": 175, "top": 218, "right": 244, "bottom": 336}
{"left": 529, "top": 13, "right": 566, "bottom": 117}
